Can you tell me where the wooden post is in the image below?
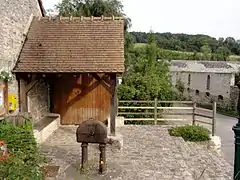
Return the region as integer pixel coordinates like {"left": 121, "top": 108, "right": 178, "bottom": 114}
{"left": 192, "top": 102, "right": 196, "bottom": 125}
{"left": 212, "top": 101, "right": 217, "bottom": 136}
{"left": 154, "top": 98, "right": 158, "bottom": 125}
{"left": 19, "top": 78, "right": 27, "bottom": 112}
{"left": 110, "top": 74, "right": 117, "bottom": 136}
{"left": 116, "top": 98, "right": 119, "bottom": 116}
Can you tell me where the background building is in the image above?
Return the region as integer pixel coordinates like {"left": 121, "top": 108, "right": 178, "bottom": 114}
{"left": 170, "top": 60, "right": 240, "bottom": 105}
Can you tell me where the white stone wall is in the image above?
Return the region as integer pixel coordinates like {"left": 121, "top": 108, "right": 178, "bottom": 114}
{"left": 172, "top": 71, "right": 234, "bottom": 98}
{"left": 0, "top": 0, "right": 42, "bottom": 110}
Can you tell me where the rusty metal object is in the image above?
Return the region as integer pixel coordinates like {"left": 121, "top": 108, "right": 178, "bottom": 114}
{"left": 76, "top": 119, "right": 107, "bottom": 144}
{"left": 81, "top": 143, "right": 88, "bottom": 170}
{"left": 99, "top": 143, "right": 106, "bottom": 174}
{"left": 76, "top": 119, "right": 108, "bottom": 174}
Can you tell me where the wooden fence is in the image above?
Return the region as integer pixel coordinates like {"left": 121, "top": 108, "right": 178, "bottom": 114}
{"left": 118, "top": 99, "right": 217, "bottom": 136}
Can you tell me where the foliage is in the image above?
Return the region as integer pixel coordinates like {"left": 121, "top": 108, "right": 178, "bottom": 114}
{"left": 131, "top": 32, "right": 240, "bottom": 60}
{"left": 118, "top": 32, "right": 178, "bottom": 101}
{"left": 197, "top": 102, "right": 238, "bottom": 117}
{"left": 0, "top": 119, "right": 45, "bottom": 179}
{"left": 125, "top": 120, "right": 168, "bottom": 125}
{"left": 54, "top": 0, "right": 131, "bottom": 30}
{"left": 0, "top": 70, "right": 13, "bottom": 82}
{"left": 175, "top": 79, "right": 185, "bottom": 94}
{"left": 169, "top": 125, "right": 210, "bottom": 142}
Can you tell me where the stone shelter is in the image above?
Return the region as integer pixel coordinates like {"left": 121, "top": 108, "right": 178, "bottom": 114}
{"left": 12, "top": 16, "right": 125, "bottom": 135}
{"left": 170, "top": 60, "right": 240, "bottom": 106}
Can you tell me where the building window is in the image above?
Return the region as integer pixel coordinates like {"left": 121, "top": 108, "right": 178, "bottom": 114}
{"left": 187, "top": 88, "right": 190, "bottom": 93}
{"left": 207, "top": 75, "right": 210, "bottom": 90}
{"left": 188, "top": 74, "right": 191, "bottom": 85}
{"left": 196, "top": 90, "right": 199, "bottom": 95}
{"left": 206, "top": 92, "right": 210, "bottom": 97}
{"left": 218, "top": 95, "right": 223, "bottom": 101}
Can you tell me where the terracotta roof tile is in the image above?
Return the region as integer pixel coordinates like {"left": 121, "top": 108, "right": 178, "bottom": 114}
{"left": 13, "top": 16, "right": 125, "bottom": 73}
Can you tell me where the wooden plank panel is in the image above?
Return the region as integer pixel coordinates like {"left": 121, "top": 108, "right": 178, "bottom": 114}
{"left": 53, "top": 74, "right": 111, "bottom": 125}
{"left": 0, "top": 80, "right": 7, "bottom": 116}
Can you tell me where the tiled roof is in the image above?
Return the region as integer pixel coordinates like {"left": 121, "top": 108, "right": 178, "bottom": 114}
{"left": 170, "top": 60, "right": 240, "bottom": 73}
{"left": 13, "top": 16, "right": 125, "bottom": 73}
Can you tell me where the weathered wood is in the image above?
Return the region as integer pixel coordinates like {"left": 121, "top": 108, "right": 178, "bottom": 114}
{"left": 161, "top": 112, "right": 193, "bottom": 116}
{"left": 158, "top": 107, "right": 193, "bottom": 110}
{"left": 53, "top": 74, "right": 111, "bottom": 125}
{"left": 158, "top": 101, "right": 193, "bottom": 104}
{"left": 119, "top": 100, "right": 154, "bottom": 103}
{"left": 154, "top": 98, "right": 157, "bottom": 125}
{"left": 195, "top": 119, "right": 213, "bottom": 126}
{"left": 212, "top": 101, "right": 217, "bottom": 136}
{"left": 195, "top": 107, "right": 213, "bottom": 113}
{"left": 118, "top": 107, "right": 154, "bottom": 109}
{"left": 195, "top": 113, "right": 213, "bottom": 119}
{"left": 91, "top": 73, "right": 111, "bottom": 93}
{"left": 192, "top": 102, "right": 196, "bottom": 125}
{"left": 118, "top": 100, "right": 193, "bottom": 104}
{"left": 118, "top": 112, "right": 154, "bottom": 115}
{"left": 124, "top": 118, "right": 188, "bottom": 121}
{"left": 110, "top": 74, "right": 117, "bottom": 135}
{"left": 0, "top": 81, "right": 8, "bottom": 116}
{"left": 19, "top": 78, "right": 28, "bottom": 112}
{"left": 26, "top": 80, "right": 38, "bottom": 94}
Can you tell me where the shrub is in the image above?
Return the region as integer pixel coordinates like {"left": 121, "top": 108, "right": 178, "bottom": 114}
{"left": 169, "top": 125, "right": 210, "bottom": 142}
{"left": 0, "top": 119, "right": 45, "bottom": 179}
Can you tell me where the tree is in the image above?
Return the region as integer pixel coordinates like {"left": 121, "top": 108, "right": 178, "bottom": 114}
{"left": 215, "top": 46, "right": 231, "bottom": 61}
{"left": 200, "top": 45, "right": 212, "bottom": 60}
{"left": 54, "top": 0, "right": 131, "bottom": 30}
{"left": 118, "top": 33, "right": 177, "bottom": 100}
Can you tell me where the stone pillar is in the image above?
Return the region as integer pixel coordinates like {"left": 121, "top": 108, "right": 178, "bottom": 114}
{"left": 233, "top": 82, "right": 240, "bottom": 180}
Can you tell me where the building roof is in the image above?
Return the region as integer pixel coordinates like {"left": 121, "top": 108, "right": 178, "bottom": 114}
{"left": 13, "top": 16, "right": 125, "bottom": 73}
{"left": 170, "top": 60, "right": 240, "bottom": 74}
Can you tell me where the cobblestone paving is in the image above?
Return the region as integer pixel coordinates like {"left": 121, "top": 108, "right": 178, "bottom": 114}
{"left": 40, "top": 125, "right": 233, "bottom": 180}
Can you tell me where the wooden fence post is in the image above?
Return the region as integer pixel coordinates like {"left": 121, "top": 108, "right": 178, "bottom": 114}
{"left": 116, "top": 98, "right": 119, "bottom": 116}
{"left": 192, "top": 102, "right": 196, "bottom": 125}
{"left": 212, "top": 101, "right": 217, "bottom": 136}
{"left": 154, "top": 98, "right": 158, "bottom": 125}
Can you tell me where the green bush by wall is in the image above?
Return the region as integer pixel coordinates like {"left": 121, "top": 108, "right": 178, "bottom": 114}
{"left": 169, "top": 125, "right": 210, "bottom": 142}
{"left": 0, "top": 119, "right": 45, "bottom": 180}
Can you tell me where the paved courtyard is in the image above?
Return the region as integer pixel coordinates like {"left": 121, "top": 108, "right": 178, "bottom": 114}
{"left": 40, "top": 125, "right": 233, "bottom": 180}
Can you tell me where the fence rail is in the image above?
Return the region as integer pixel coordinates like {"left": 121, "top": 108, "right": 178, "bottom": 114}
{"left": 118, "top": 99, "right": 217, "bottom": 136}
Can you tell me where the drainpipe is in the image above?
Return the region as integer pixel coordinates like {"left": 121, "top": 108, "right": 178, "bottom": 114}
{"left": 233, "top": 82, "right": 240, "bottom": 180}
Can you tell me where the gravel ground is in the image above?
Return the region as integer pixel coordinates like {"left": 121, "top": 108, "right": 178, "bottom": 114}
{"left": 40, "top": 125, "right": 233, "bottom": 180}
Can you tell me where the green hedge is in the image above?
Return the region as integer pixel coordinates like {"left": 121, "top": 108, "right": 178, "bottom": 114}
{"left": 169, "top": 125, "right": 210, "bottom": 142}
{"left": 0, "top": 119, "right": 45, "bottom": 180}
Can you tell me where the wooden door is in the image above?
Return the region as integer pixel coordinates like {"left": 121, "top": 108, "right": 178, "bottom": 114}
{"left": 52, "top": 73, "right": 112, "bottom": 125}
{"left": 0, "top": 80, "right": 8, "bottom": 116}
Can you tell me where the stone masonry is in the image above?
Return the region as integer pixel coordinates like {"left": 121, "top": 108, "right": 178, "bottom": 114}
{"left": 40, "top": 125, "right": 233, "bottom": 180}
{"left": 28, "top": 79, "right": 49, "bottom": 123}
{"left": 0, "top": 0, "right": 43, "bottom": 111}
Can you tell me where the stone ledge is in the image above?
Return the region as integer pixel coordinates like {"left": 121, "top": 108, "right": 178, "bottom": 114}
{"left": 209, "top": 135, "right": 222, "bottom": 155}
{"left": 34, "top": 114, "right": 60, "bottom": 144}
{"left": 107, "top": 134, "right": 123, "bottom": 150}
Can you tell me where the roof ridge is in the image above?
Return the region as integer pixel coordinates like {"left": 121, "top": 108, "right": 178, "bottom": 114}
{"left": 40, "top": 15, "right": 124, "bottom": 22}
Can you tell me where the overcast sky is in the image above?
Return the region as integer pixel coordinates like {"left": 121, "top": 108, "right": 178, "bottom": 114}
{"left": 42, "top": 0, "right": 240, "bottom": 39}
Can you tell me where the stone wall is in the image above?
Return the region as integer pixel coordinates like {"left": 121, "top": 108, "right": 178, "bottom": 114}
{"left": 28, "top": 79, "right": 49, "bottom": 123}
{"left": 183, "top": 88, "right": 234, "bottom": 108}
{"left": 0, "top": 0, "right": 42, "bottom": 111}
{"left": 172, "top": 71, "right": 234, "bottom": 100}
